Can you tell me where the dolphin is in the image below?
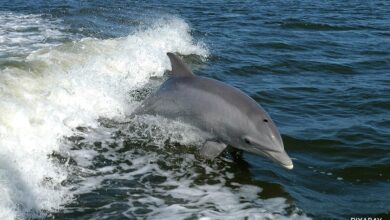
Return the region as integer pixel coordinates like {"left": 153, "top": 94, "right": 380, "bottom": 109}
{"left": 134, "top": 53, "right": 293, "bottom": 169}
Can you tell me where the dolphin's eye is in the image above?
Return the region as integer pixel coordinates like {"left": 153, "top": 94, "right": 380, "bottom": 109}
{"left": 263, "top": 119, "right": 268, "bottom": 123}
{"left": 244, "top": 138, "right": 251, "bottom": 144}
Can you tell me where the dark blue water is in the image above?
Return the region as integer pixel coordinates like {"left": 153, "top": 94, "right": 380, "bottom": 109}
{"left": 0, "top": 1, "right": 389, "bottom": 219}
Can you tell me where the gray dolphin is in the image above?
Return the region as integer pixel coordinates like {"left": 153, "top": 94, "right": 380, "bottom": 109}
{"left": 135, "top": 53, "right": 293, "bottom": 169}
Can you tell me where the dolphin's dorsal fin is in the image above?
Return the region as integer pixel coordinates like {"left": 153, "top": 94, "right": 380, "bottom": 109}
{"left": 167, "top": 52, "right": 194, "bottom": 77}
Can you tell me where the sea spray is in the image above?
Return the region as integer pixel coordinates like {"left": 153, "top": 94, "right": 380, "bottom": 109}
{"left": 0, "top": 14, "right": 207, "bottom": 219}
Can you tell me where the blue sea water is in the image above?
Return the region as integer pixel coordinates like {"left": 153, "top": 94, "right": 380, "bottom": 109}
{"left": 0, "top": 1, "right": 389, "bottom": 219}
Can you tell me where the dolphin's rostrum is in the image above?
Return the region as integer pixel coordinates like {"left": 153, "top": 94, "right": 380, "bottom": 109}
{"left": 135, "top": 53, "right": 293, "bottom": 170}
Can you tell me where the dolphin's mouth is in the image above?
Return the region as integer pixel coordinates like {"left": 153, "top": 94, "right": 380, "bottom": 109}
{"left": 281, "top": 162, "right": 294, "bottom": 170}
{"left": 267, "top": 150, "right": 294, "bottom": 170}
{"left": 250, "top": 148, "right": 294, "bottom": 170}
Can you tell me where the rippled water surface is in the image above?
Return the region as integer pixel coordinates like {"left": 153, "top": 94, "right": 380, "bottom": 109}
{"left": 0, "top": 1, "right": 389, "bottom": 219}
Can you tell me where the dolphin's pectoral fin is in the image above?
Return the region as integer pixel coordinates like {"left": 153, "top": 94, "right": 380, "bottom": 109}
{"left": 167, "top": 53, "right": 194, "bottom": 77}
{"left": 199, "top": 141, "right": 227, "bottom": 160}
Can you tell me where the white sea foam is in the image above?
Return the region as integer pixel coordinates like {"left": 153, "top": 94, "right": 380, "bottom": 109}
{"left": 0, "top": 13, "right": 207, "bottom": 219}
{"left": 61, "top": 118, "right": 309, "bottom": 220}
{"left": 0, "top": 12, "right": 71, "bottom": 59}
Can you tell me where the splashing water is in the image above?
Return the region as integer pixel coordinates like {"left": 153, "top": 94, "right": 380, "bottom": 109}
{"left": 0, "top": 13, "right": 211, "bottom": 219}
{"left": 0, "top": 8, "right": 312, "bottom": 219}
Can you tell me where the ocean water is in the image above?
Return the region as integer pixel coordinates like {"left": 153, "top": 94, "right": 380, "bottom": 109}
{"left": 0, "top": 1, "right": 389, "bottom": 219}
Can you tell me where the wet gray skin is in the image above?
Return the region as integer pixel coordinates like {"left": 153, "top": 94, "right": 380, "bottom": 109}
{"left": 135, "top": 53, "right": 293, "bottom": 169}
